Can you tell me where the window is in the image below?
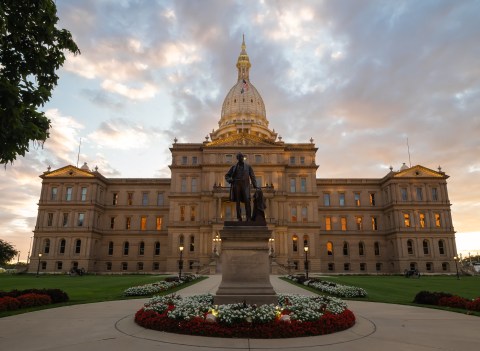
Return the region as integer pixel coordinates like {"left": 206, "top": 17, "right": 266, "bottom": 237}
{"left": 44, "top": 239, "right": 50, "bottom": 253}
{"left": 225, "top": 154, "right": 233, "bottom": 163}
{"left": 122, "top": 262, "right": 128, "bottom": 271}
{"left": 355, "top": 216, "right": 363, "bottom": 230}
{"left": 191, "top": 178, "right": 197, "bottom": 192}
{"left": 47, "top": 213, "right": 54, "bottom": 226}
{"left": 181, "top": 178, "right": 187, "bottom": 192}
{"left": 442, "top": 262, "right": 449, "bottom": 271}
{"left": 127, "top": 192, "right": 133, "bottom": 205}
{"left": 81, "top": 187, "right": 87, "bottom": 201}
{"left": 113, "top": 193, "right": 118, "bottom": 205}
{"left": 256, "top": 176, "right": 263, "bottom": 187}
{"left": 432, "top": 187, "right": 438, "bottom": 201}
{"left": 300, "top": 156, "right": 305, "bottom": 164}
{"left": 77, "top": 213, "right": 84, "bottom": 227}
{"left": 51, "top": 187, "right": 58, "bottom": 200}
{"left": 63, "top": 213, "right": 69, "bottom": 227}
{"left": 190, "top": 206, "right": 196, "bottom": 221}
{"left": 125, "top": 217, "right": 131, "bottom": 230}
{"left": 374, "top": 242, "right": 380, "bottom": 256}
{"left": 438, "top": 240, "right": 445, "bottom": 255}
{"left": 435, "top": 213, "right": 441, "bottom": 227}
{"left": 41, "top": 261, "right": 47, "bottom": 270}
{"left": 56, "top": 261, "right": 63, "bottom": 270}
{"left": 301, "top": 207, "right": 307, "bottom": 223}
{"left": 359, "top": 242, "right": 365, "bottom": 256}
{"left": 110, "top": 217, "right": 115, "bottom": 229}
{"left": 323, "top": 193, "right": 330, "bottom": 206}
{"left": 142, "top": 193, "right": 148, "bottom": 206}
{"left": 75, "top": 239, "right": 81, "bottom": 254}
{"left": 354, "top": 193, "right": 360, "bottom": 206}
{"left": 300, "top": 178, "right": 306, "bottom": 192}
{"left": 123, "top": 242, "right": 129, "bottom": 255}
{"left": 341, "top": 217, "right": 347, "bottom": 231}
{"left": 153, "top": 262, "right": 160, "bottom": 270}
{"left": 106, "top": 262, "right": 112, "bottom": 271}
{"left": 292, "top": 235, "right": 298, "bottom": 252}
{"left": 419, "top": 213, "right": 425, "bottom": 228}
{"left": 192, "top": 156, "right": 198, "bottom": 165}
{"left": 328, "top": 263, "right": 334, "bottom": 271}
{"left": 225, "top": 205, "right": 232, "bottom": 219}
{"left": 289, "top": 156, "right": 295, "bottom": 164}
{"left": 339, "top": 193, "right": 345, "bottom": 206}
{"left": 291, "top": 207, "right": 297, "bottom": 222}
{"left": 344, "top": 263, "right": 350, "bottom": 271}
{"left": 376, "top": 263, "right": 382, "bottom": 271}
{"left": 157, "top": 193, "right": 164, "bottom": 206}
{"left": 325, "top": 217, "right": 332, "bottom": 231}
{"left": 423, "top": 240, "right": 430, "bottom": 255}
{"left": 371, "top": 216, "right": 378, "bottom": 231}
{"left": 401, "top": 188, "right": 408, "bottom": 201}
{"left": 404, "top": 213, "right": 411, "bottom": 227}
{"left": 156, "top": 217, "right": 162, "bottom": 230}
{"left": 141, "top": 216, "right": 147, "bottom": 230}
{"left": 290, "top": 178, "right": 296, "bottom": 192}
{"left": 360, "top": 263, "right": 366, "bottom": 271}
{"left": 303, "top": 235, "right": 309, "bottom": 248}
{"left": 407, "top": 240, "right": 414, "bottom": 255}
{"left": 137, "top": 262, "right": 144, "bottom": 271}
{"left": 255, "top": 154, "right": 262, "bottom": 163}
{"left": 179, "top": 235, "right": 184, "bottom": 246}
{"left": 59, "top": 239, "right": 66, "bottom": 254}
{"left": 181, "top": 156, "right": 187, "bottom": 165}
{"left": 154, "top": 242, "right": 160, "bottom": 255}
{"left": 327, "top": 241, "right": 333, "bottom": 256}
{"left": 416, "top": 187, "right": 423, "bottom": 201}
{"left": 343, "top": 242, "right": 349, "bottom": 256}
{"left": 190, "top": 235, "right": 195, "bottom": 252}
{"left": 66, "top": 187, "right": 73, "bottom": 201}
{"left": 180, "top": 206, "right": 185, "bottom": 221}
{"left": 108, "top": 242, "right": 114, "bottom": 255}
{"left": 369, "top": 193, "right": 375, "bottom": 206}
{"left": 426, "top": 262, "right": 432, "bottom": 272}
{"left": 139, "top": 242, "right": 145, "bottom": 255}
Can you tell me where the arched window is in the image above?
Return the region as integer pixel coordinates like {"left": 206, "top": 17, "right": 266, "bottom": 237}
{"left": 303, "top": 235, "right": 309, "bottom": 248}
{"left": 74, "top": 239, "right": 81, "bottom": 254}
{"left": 139, "top": 241, "right": 145, "bottom": 255}
{"left": 123, "top": 241, "right": 129, "bottom": 255}
{"left": 359, "top": 242, "right": 365, "bottom": 256}
{"left": 423, "top": 240, "right": 430, "bottom": 255}
{"left": 44, "top": 239, "right": 50, "bottom": 254}
{"left": 374, "top": 242, "right": 380, "bottom": 256}
{"left": 326, "top": 241, "right": 333, "bottom": 256}
{"left": 407, "top": 240, "right": 414, "bottom": 255}
{"left": 59, "top": 239, "right": 66, "bottom": 254}
{"left": 438, "top": 240, "right": 445, "bottom": 255}
{"left": 154, "top": 242, "right": 160, "bottom": 255}
{"left": 108, "top": 241, "right": 114, "bottom": 255}
{"left": 292, "top": 235, "right": 298, "bottom": 252}
{"left": 343, "top": 242, "right": 349, "bottom": 256}
{"left": 189, "top": 235, "right": 195, "bottom": 252}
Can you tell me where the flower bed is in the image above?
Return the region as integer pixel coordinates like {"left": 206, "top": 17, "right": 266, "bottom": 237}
{"left": 123, "top": 275, "right": 201, "bottom": 297}
{"left": 285, "top": 276, "right": 367, "bottom": 298}
{"left": 135, "top": 293, "right": 356, "bottom": 338}
{"left": 414, "top": 291, "right": 480, "bottom": 312}
{"left": 0, "top": 288, "right": 69, "bottom": 312}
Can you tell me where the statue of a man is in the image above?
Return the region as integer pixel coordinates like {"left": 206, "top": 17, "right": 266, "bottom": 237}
{"left": 225, "top": 152, "right": 257, "bottom": 221}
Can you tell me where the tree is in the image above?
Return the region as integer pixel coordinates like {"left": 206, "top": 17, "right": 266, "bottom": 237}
{"left": 0, "top": 239, "right": 18, "bottom": 265}
{"left": 0, "top": 0, "right": 80, "bottom": 164}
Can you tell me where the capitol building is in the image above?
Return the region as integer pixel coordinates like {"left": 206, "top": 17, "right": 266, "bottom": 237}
{"left": 29, "top": 39, "right": 457, "bottom": 275}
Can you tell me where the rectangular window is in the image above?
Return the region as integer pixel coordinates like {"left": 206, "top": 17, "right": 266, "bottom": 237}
{"left": 323, "top": 193, "right": 330, "bottom": 206}
{"left": 371, "top": 216, "right": 378, "bottom": 231}
{"left": 113, "top": 193, "right": 118, "bottom": 205}
{"left": 419, "top": 213, "right": 425, "bottom": 228}
{"left": 300, "top": 178, "right": 306, "bottom": 192}
{"left": 356, "top": 216, "right": 363, "bottom": 230}
{"left": 110, "top": 217, "right": 115, "bottom": 229}
{"left": 435, "top": 213, "right": 441, "bottom": 227}
{"left": 255, "top": 154, "right": 262, "bottom": 163}
{"left": 78, "top": 213, "right": 85, "bottom": 227}
{"left": 81, "top": 187, "right": 87, "bottom": 201}
{"left": 339, "top": 193, "right": 345, "bottom": 206}
{"left": 291, "top": 207, "right": 297, "bottom": 222}
{"left": 51, "top": 187, "right": 58, "bottom": 200}
{"left": 225, "top": 154, "right": 233, "bottom": 163}
{"left": 325, "top": 217, "right": 332, "bottom": 231}
{"left": 341, "top": 217, "right": 347, "bottom": 231}
{"left": 192, "top": 156, "right": 198, "bottom": 165}
{"left": 416, "top": 187, "right": 423, "bottom": 201}
{"left": 141, "top": 216, "right": 147, "bottom": 230}
{"left": 62, "top": 213, "right": 68, "bottom": 227}
{"left": 354, "top": 193, "right": 361, "bottom": 206}
{"left": 369, "top": 193, "right": 375, "bottom": 206}
{"left": 156, "top": 216, "right": 162, "bottom": 230}
{"left": 300, "top": 156, "right": 305, "bottom": 164}
{"left": 256, "top": 176, "right": 263, "bottom": 187}
{"left": 404, "top": 213, "right": 411, "bottom": 227}
{"left": 125, "top": 217, "right": 131, "bottom": 230}
{"left": 289, "top": 156, "right": 295, "bottom": 164}
{"left": 401, "top": 188, "right": 408, "bottom": 201}
{"left": 191, "top": 206, "right": 196, "bottom": 221}
{"left": 157, "top": 193, "right": 164, "bottom": 206}
{"left": 432, "top": 188, "right": 438, "bottom": 201}
{"left": 180, "top": 206, "right": 185, "bottom": 221}
{"left": 142, "top": 193, "right": 148, "bottom": 206}
{"left": 181, "top": 156, "right": 188, "bottom": 165}
{"left": 47, "top": 213, "right": 54, "bottom": 226}
{"left": 301, "top": 207, "right": 307, "bottom": 222}
{"left": 290, "top": 178, "right": 296, "bottom": 192}
{"left": 191, "top": 178, "right": 197, "bottom": 192}
{"left": 66, "top": 187, "right": 73, "bottom": 201}
{"left": 225, "top": 205, "right": 232, "bottom": 219}
{"left": 181, "top": 178, "right": 187, "bottom": 192}
{"left": 127, "top": 192, "right": 133, "bottom": 205}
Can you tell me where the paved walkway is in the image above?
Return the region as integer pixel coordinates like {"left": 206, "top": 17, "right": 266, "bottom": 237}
{"left": 1, "top": 275, "right": 479, "bottom": 351}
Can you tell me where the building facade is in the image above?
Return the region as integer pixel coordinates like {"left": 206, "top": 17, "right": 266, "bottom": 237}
{"left": 29, "top": 39, "right": 457, "bottom": 275}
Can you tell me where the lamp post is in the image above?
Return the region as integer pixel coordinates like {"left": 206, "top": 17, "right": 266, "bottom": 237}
{"left": 269, "top": 238, "right": 275, "bottom": 256}
{"left": 178, "top": 246, "right": 184, "bottom": 279}
{"left": 213, "top": 234, "right": 221, "bottom": 255}
{"left": 304, "top": 246, "right": 309, "bottom": 280}
{"left": 453, "top": 256, "right": 460, "bottom": 280}
{"left": 36, "top": 253, "right": 42, "bottom": 277}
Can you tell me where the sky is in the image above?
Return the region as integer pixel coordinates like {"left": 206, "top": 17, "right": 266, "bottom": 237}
{"left": 1, "top": 0, "right": 480, "bottom": 263}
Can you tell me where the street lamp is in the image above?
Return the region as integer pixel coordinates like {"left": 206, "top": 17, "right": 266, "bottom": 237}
{"left": 213, "top": 234, "right": 221, "bottom": 255}
{"left": 304, "top": 246, "right": 309, "bottom": 280}
{"left": 178, "top": 246, "right": 184, "bottom": 279}
{"left": 36, "top": 253, "right": 43, "bottom": 277}
{"left": 269, "top": 238, "right": 275, "bottom": 256}
{"left": 453, "top": 256, "right": 460, "bottom": 280}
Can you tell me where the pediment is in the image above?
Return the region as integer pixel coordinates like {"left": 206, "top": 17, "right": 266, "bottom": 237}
{"left": 394, "top": 165, "right": 444, "bottom": 178}
{"left": 44, "top": 165, "right": 95, "bottom": 178}
{"left": 205, "top": 133, "right": 277, "bottom": 147}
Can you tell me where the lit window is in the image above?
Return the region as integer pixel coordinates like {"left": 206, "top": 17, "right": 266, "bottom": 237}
{"left": 156, "top": 217, "right": 162, "bottom": 230}
{"left": 141, "top": 216, "right": 147, "bottom": 230}
{"left": 290, "top": 178, "right": 296, "bottom": 192}
{"left": 416, "top": 188, "right": 423, "bottom": 201}
{"left": 51, "top": 187, "right": 58, "bottom": 200}
{"left": 356, "top": 216, "right": 363, "bottom": 230}
{"left": 125, "top": 217, "right": 131, "bottom": 230}
{"left": 47, "top": 213, "right": 54, "bottom": 226}
{"left": 339, "top": 193, "right": 345, "bottom": 206}
{"left": 404, "top": 213, "right": 411, "bottom": 227}
{"left": 190, "top": 235, "right": 195, "bottom": 252}
{"left": 81, "top": 187, "right": 87, "bottom": 201}
{"left": 419, "top": 213, "right": 425, "bottom": 228}
{"left": 127, "top": 192, "right": 133, "bottom": 205}
{"left": 401, "top": 188, "right": 408, "bottom": 201}
{"left": 77, "top": 213, "right": 84, "bottom": 227}
{"left": 142, "top": 193, "right": 148, "bottom": 206}
{"left": 327, "top": 242, "right": 333, "bottom": 256}
{"left": 292, "top": 235, "right": 298, "bottom": 252}
{"left": 341, "top": 217, "right": 347, "bottom": 231}
{"left": 435, "top": 213, "right": 441, "bottom": 227}
{"left": 354, "top": 193, "right": 360, "bottom": 206}
{"left": 323, "top": 193, "right": 330, "bottom": 206}
{"left": 66, "top": 187, "right": 73, "bottom": 201}
{"left": 371, "top": 216, "right": 378, "bottom": 230}
{"left": 325, "top": 216, "right": 332, "bottom": 231}
{"left": 113, "top": 193, "right": 118, "bottom": 205}
{"left": 300, "top": 178, "right": 306, "bottom": 192}
{"left": 369, "top": 193, "right": 375, "bottom": 206}
{"left": 432, "top": 188, "right": 438, "bottom": 201}
{"left": 180, "top": 206, "right": 185, "bottom": 221}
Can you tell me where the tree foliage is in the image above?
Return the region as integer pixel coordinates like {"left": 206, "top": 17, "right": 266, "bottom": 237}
{"left": 0, "top": 0, "right": 80, "bottom": 164}
{"left": 0, "top": 239, "right": 18, "bottom": 265}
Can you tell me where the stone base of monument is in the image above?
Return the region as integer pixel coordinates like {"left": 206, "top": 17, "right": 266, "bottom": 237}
{"left": 214, "top": 223, "right": 277, "bottom": 305}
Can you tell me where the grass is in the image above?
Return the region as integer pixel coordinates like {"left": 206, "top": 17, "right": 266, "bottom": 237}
{"left": 0, "top": 274, "right": 205, "bottom": 318}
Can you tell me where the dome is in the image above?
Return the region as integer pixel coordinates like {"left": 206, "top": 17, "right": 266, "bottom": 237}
{"left": 80, "top": 162, "right": 90, "bottom": 171}
{"left": 400, "top": 162, "right": 409, "bottom": 171}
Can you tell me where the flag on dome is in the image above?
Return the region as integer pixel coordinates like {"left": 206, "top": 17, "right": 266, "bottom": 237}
{"left": 241, "top": 79, "right": 249, "bottom": 94}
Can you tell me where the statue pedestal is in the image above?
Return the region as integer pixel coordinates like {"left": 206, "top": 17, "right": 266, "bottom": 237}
{"left": 214, "top": 223, "right": 277, "bottom": 305}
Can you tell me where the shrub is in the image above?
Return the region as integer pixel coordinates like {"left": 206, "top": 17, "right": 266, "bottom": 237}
{"left": 438, "top": 296, "right": 469, "bottom": 309}
{"left": 0, "top": 289, "right": 69, "bottom": 303}
{"left": 466, "top": 298, "right": 480, "bottom": 312}
{"left": 413, "top": 291, "right": 452, "bottom": 305}
{"left": 0, "top": 296, "right": 21, "bottom": 311}
{"left": 17, "top": 293, "right": 52, "bottom": 308}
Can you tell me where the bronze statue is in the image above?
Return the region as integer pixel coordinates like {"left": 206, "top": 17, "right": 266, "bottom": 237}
{"left": 252, "top": 188, "right": 267, "bottom": 224}
{"left": 225, "top": 152, "right": 257, "bottom": 221}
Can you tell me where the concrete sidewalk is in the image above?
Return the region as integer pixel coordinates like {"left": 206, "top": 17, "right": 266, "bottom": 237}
{"left": 0, "top": 275, "right": 478, "bottom": 351}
